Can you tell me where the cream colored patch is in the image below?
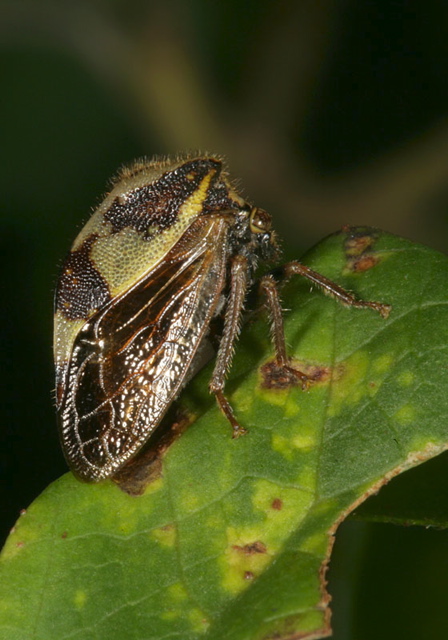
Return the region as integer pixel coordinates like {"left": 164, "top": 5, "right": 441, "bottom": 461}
{"left": 55, "top": 167, "right": 219, "bottom": 367}
{"left": 53, "top": 314, "right": 86, "bottom": 377}
{"left": 72, "top": 158, "right": 191, "bottom": 251}
{"left": 90, "top": 171, "right": 215, "bottom": 298}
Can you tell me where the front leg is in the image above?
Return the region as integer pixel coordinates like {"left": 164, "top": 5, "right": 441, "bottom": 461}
{"left": 280, "top": 261, "right": 391, "bottom": 318}
{"left": 260, "top": 261, "right": 391, "bottom": 384}
{"left": 209, "top": 255, "right": 249, "bottom": 438}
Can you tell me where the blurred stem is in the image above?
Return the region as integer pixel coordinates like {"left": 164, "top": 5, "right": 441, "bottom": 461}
{"left": 2, "top": 1, "right": 448, "bottom": 247}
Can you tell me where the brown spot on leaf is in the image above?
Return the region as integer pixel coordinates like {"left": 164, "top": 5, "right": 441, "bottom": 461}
{"left": 61, "top": 531, "right": 68, "bottom": 539}
{"left": 343, "top": 227, "right": 383, "bottom": 274}
{"left": 232, "top": 540, "right": 267, "bottom": 555}
{"left": 260, "top": 361, "right": 304, "bottom": 390}
{"left": 244, "top": 571, "right": 254, "bottom": 580}
{"left": 260, "top": 360, "right": 337, "bottom": 390}
{"left": 271, "top": 498, "right": 283, "bottom": 510}
{"left": 345, "top": 233, "right": 376, "bottom": 257}
{"left": 351, "top": 255, "right": 380, "bottom": 272}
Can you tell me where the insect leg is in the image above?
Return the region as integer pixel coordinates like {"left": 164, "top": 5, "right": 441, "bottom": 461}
{"left": 280, "top": 262, "right": 391, "bottom": 318}
{"left": 259, "top": 274, "right": 310, "bottom": 389}
{"left": 209, "top": 255, "right": 249, "bottom": 438}
{"left": 260, "top": 261, "right": 390, "bottom": 387}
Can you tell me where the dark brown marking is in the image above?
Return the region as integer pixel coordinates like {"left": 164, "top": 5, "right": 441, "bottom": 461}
{"left": 232, "top": 540, "right": 267, "bottom": 555}
{"left": 61, "top": 531, "right": 68, "bottom": 539}
{"left": 351, "top": 255, "right": 380, "bottom": 272}
{"left": 271, "top": 498, "right": 283, "bottom": 510}
{"left": 345, "top": 234, "right": 376, "bottom": 257}
{"left": 104, "top": 158, "right": 222, "bottom": 237}
{"left": 56, "top": 235, "right": 110, "bottom": 320}
{"left": 260, "top": 360, "right": 335, "bottom": 390}
{"left": 260, "top": 361, "right": 305, "bottom": 390}
{"left": 343, "top": 228, "right": 384, "bottom": 274}
{"left": 244, "top": 571, "right": 254, "bottom": 580}
{"left": 201, "top": 177, "right": 243, "bottom": 215}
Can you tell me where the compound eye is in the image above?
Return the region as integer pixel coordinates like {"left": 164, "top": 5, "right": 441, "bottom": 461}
{"left": 249, "top": 207, "right": 272, "bottom": 234}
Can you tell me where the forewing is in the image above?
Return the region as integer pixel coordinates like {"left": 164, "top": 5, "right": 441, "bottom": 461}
{"left": 58, "top": 218, "right": 229, "bottom": 480}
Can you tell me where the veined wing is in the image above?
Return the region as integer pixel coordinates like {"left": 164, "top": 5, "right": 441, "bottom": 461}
{"left": 58, "top": 216, "right": 229, "bottom": 480}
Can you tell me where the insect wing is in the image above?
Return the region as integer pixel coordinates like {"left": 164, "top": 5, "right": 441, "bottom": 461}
{"left": 58, "top": 217, "right": 229, "bottom": 480}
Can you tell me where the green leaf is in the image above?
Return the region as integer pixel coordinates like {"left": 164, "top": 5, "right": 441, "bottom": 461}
{"left": 2, "top": 227, "right": 448, "bottom": 640}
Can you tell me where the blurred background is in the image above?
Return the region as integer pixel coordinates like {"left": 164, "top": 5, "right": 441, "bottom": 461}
{"left": 1, "top": 1, "right": 448, "bottom": 638}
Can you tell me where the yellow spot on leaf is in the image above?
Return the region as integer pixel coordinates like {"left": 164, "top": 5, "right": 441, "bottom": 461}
{"left": 181, "top": 492, "right": 200, "bottom": 513}
{"left": 144, "top": 477, "right": 164, "bottom": 495}
{"left": 168, "top": 582, "right": 188, "bottom": 602}
{"left": 189, "top": 608, "right": 209, "bottom": 633}
{"left": 74, "top": 590, "right": 87, "bottom": 609}
{"left": 397, "top": 370, "right": 415, "bottom": 387}
{"left": 329, "top": 351, "right": 376, "bottom": 416}
{"left": 292, "top": 433, "right": 316, "bottom": 450}
{"left": 284, "top": 393, "right": 301, "bottom": 417}
{"left": 152, "top": 523, "right": 176, "bottom": 547}
{"left": 296, "top": 465, "right": 317, "bottom": 492}
{"left": 252, "top": 480, "right": 312, "bottom": 534}
{"left": 373, "top": 354, "right": 394, "bottom": 374}
{"left": 272, "top": 434, "right": 295, "bottom": 460}
{"left": 394, "top": 404, "right": 416, "bottom": 425}
{"left": 221, "top": 526, "right": 272, "bottom": 594}
{"left": 300, "top": 532, "right": 327, "bottom": 555}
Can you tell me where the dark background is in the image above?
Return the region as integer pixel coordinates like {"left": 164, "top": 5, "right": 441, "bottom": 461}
{"left": 2, "top": 1, "right": 448, "bottom": 638}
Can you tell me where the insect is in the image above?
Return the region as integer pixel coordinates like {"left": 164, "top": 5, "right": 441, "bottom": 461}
{"left": 54, "top": 155, "right": 390, "bottom": 481}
